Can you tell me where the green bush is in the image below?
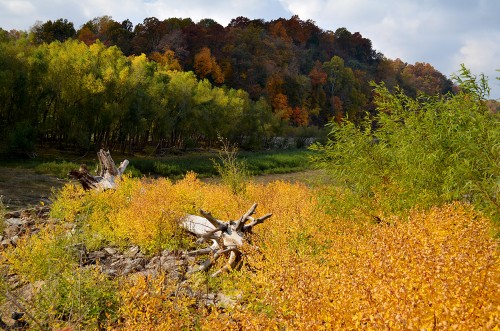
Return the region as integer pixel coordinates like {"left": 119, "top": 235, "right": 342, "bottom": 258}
{"left": 3, "top": 225, "right": 78, "bottom": 283}
{"left": 154, "top": 161, "right": 182, "bottom": 177}
{"left": 311, "top": 67, "right": 499, "bottom": 221}
{"left": 244, "top": 150, "right": 313, "bottom": 175}
{"left": 212, "top": 136, "right": 250, "bottom": 194}
{"left": 2, "top": 219, "right": 118, "bottom": 329}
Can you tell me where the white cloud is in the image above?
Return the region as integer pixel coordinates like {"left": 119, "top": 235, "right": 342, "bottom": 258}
{"left": 452, "top": 34, "right": 500, "bottom": 98}
{"left": 3, "top": 0, "right": 35, "bottom": 13}
{"left": 454, "top": 35, "right": 500, "bottom": 73}
{"left": 0, "top": 0, "right": 36, "bottom": 29}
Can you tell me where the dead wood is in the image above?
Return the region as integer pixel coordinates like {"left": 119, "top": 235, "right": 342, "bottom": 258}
{"left": 181, "top": 203, "right": 272, "bottom": 276}
{"left": 69, "top": 149, "right": 129, "bottom": 190}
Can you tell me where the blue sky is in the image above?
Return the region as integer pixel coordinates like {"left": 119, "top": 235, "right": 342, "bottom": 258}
{"left": 1, "top": 0, "right": 499, "bottom": 99}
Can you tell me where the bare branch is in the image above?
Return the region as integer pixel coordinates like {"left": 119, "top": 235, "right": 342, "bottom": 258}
{"left": 235, "top": 202, "right": 257, "bottom": 231}
{"left": 197, "top": 224, "right": 227, "bottom": 243}
{"left": 69, "top": 149, "right": 128, "bottom": 190}
{"left": 183, "top": 204, "right": 272, "bottom": 276}
{"left": 117, "top": 159, "right": 130, "bottom": 176}
{"left": 200, "top": 209, "right": 225, "bottom": 228}
{"left": 98, "top": 149, "right": 119, "bottom": 177}
{"left": 182, "top": 215, "right": 220, "bottom": 238}
{"left": 197, "top": 247, "right": 237, "bottom": 273}
{"left": 212, "top": 250, "right": 239, "bottom": 277}
{"left": 243, "top": 213, "right": 273, "bottom": 232}
{"left": 186, "top": 240, "right": 219, "bottom": 256}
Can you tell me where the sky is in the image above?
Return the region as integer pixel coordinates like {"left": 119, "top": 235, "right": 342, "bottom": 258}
{"left": 1, "top": 0, "right": 499, "bottom": 99}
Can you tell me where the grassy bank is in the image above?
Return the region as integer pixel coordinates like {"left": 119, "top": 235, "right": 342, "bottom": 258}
{"left": 0, "top": 149, "right": 315, "bottom": 179}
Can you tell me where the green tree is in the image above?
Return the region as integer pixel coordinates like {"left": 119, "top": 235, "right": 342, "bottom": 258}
{"left": 0, "top": 35, "right": 44, "bottom": 153}
{"left": 323, "top": 56, "right": 366, "bottom": 123}
{"left": 31, "top": 18, "right": 76, "bottom": 44}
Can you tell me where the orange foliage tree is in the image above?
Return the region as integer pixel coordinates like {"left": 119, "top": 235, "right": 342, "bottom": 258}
{"left": 194, "top": 46, "right": 224, "bottom": 84}
{"left": 149, "top": 49, "right": 182, "bottom": 71}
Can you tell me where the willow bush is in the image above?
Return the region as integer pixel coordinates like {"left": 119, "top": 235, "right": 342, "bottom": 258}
{"left": 311, "top": 67, "right": 499, "bottom": 221}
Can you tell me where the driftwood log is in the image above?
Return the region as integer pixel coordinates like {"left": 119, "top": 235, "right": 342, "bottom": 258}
{"left": 182, "top": 203, "right": 272, "bottom": 277}
{"left": 69, "top": 149, "right": 129, "bottom": 190}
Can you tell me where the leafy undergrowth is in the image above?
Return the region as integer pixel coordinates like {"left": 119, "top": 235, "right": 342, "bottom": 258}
{"left": 1, "top": 174, "right": 499, "bottom": 329}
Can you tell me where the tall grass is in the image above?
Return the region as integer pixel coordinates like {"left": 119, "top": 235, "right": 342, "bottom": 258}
{"left": 34, "top": 161, "right": 81, "bottom": 178}
{"left": 1, "top": 146, "right": 313, "bottom": 180}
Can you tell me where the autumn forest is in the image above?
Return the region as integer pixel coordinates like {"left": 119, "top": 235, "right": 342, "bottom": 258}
{"left": 0, "top": 15, "right": 455, "bottom": 153}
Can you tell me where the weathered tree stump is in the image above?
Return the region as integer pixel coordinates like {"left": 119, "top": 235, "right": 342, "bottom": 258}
{"left": 181, "top": 203, "right": 272, "bottom": 277}
{"left": 69, "top": 149, "right": 129, "bottom": 190}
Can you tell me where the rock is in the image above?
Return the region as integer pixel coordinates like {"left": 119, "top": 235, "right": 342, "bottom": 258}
{"left": 5, "top": 218, "right": 25, "bottom": 226}
{"left": 159, "top": 255, "right": 180, "bottom": 271}
{"left": 10, "top": 235, "right": 19, "bottom": 245}
{"left": 199, "top": 293, "right": 216, "bottom": 306}
{"left": 104, "top": 269, "right": 118, "bottom": 277}
{"left": 4, "top": 225, "right": 20, "bottom": 238}
{"left": 4, "top": 211, "right": 21, "bottom": 218}
{"left": 103, "top": 247, "right": 117, "bottom": 255}
{"left": 142, "top": 253, "right": 189, "bottom": 281}
{"left": 85, "top": 250, "right": 107, "bottom": 265}
{"left": 110, "top": 259, "right": 123, "bottom": 268}
{"left": 122, "top": 257, "right": 146, "bottom": 275}
{"left": 147, "top": 256, "right": 160, "bottom": 267}
{"left": 125, "top": 245, "right": 140, "bottom": 257}
{"left": 216, "top": 293, "right": 240, "bottom": 308}
{"left": 1, "top": 238, "right": 12, "bottom": 248}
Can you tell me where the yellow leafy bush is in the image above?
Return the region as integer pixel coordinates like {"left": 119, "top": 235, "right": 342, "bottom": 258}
{"left": 202, "top": 202, "right": 499, "bottom": 330}
{"left": 3, "top": 224, "right": 77, "bottom": 283}
{"left": 110, "top": 275, "right": 198, "bottom": 330}
{"left": 46, "top": 175, "right": 499, "bottom": 330}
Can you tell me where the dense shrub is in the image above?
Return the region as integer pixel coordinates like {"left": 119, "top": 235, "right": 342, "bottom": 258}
{"left": 202, "top": 203, "right": 500, "bottom": 330}
{"left": 311, "top": 71, "right": 499, "bottom": 221}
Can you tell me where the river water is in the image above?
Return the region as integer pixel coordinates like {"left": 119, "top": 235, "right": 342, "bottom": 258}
{"left": 0, "top": 167, "right": 65, "bottom": 211}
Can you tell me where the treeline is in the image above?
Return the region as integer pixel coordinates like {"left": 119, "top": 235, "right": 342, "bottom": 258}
{"left": 0, "top": 38, "right": 281, "bottom": 153}
{"left": 0, "top": 15, "right": 454, "bottom": 153}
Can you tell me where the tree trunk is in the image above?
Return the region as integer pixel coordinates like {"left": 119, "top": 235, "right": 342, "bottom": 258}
{"left": 69, "top": 149, "right": 129, "bottom": 190}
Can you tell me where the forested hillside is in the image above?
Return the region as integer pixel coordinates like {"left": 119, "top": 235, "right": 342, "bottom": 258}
{"left": 0, "top": 16, "right": 455, "bottom": 154}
